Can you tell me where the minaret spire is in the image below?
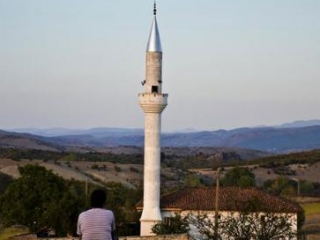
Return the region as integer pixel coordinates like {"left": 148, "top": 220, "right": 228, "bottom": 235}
{"left": 146, "top": 1, "right": 162, "bottom": 52}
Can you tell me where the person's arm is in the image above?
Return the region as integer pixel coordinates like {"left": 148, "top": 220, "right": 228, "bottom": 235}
{"left": 111, "top": 230, "right": 118, "bottom": 240}
{"left": 111, "top": 212, "right": 118, "bottom": 240}
{"left": 77, "top": 214, "right": 83, "bottom": 240}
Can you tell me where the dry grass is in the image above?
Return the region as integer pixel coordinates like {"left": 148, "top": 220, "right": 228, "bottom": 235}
{"left": 0, "top": 226, "right": 30, "bottom": 240}
{"left": 301, "top": 202, "right": 320, "bottom": 216}
{"left": 0, "top": 158, "right": 144, "bottom": 188}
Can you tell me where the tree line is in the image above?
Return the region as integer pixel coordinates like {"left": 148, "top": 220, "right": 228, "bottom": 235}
{"left": 0, "top": 148, "right": 143, "bottom": 164}
{"left": 189, "top": 166, "right": 320, "bottom": 197}
{"left": 2, "top": 147, "right": 320, "bottom": 169}
{"left": 164, "top": 149, "right": 320, "bottom": 170}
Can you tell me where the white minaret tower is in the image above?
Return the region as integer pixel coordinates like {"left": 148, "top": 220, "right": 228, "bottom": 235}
{"left": 138, "top": 2, "right": 168, "bottom": 236}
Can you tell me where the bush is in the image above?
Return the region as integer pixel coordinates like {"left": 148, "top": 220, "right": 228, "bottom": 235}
{"left": 152, "top": 214, "right": 189, "bottom": 235}
{"left": 114, "top": 166, "right": 121, "bottom": 172}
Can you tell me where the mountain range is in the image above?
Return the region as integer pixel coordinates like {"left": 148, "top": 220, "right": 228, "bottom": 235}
{"left": 1, "top": 119, "right": 320, "bottom": 153}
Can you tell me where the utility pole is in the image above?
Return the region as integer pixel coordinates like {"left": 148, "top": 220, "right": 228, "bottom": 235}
{"left": 291, "top": 177, "right": 300, "bottom": 196}
{"left": 214, "top": 168, "right": 221, "bottom": 240}
{"left": 85, "top": 177, "right": 88, "bottom": 196}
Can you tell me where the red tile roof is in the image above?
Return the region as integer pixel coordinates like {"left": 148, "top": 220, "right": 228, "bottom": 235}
{"left": 137, "top": 187, "right": 302, "bottom": 213}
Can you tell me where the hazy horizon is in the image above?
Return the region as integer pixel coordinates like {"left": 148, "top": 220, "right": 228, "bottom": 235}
{"left": 1, "top": 1, "right": 319, "bottom": 132}
{"left": 3, "top": 119, "right": 320, "bottom": 135}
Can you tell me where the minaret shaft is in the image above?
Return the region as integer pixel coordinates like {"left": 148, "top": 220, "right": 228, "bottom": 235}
{"left": 145, "top": 52, "right": 162, "bottom": 93}
{"left": 140, "top": 112, "right": 162, "bottom": 221}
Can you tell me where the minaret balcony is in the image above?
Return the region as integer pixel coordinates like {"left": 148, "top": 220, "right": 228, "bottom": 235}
{"left": 138, "top": 93, "right": 168, "bottom": 113}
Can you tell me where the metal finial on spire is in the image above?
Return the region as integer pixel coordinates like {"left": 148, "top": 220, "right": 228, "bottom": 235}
{"left": 153, "top": 1, "right": 157, "bottom": 15}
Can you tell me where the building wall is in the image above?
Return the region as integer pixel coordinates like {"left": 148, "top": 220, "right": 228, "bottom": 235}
{"left": 119, "top": 234, "right": 189, "bottom": 240}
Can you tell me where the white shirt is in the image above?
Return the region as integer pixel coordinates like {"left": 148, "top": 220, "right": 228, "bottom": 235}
{"left": 77, "top": 208, "right": 116, "bottom": 240}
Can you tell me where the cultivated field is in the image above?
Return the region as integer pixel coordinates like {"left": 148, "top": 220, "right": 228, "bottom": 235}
{"left": 0, "top": 158, "right": 183, "bottom": 189}
{"left": 300, "top": 202, "right": 320, "bottom": 239}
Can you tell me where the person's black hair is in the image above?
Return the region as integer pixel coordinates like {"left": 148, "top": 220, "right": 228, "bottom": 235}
{"left": 90, "top": 189, "right": 107, "bottom": 208}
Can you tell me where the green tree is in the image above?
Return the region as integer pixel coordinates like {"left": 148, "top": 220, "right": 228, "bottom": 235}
{"left": 104, "top": 182, "right": 142, "bottom": 236}
{"left": 184, "top": 174, "right": 202, "bottom": 187}
{"left": 0, "top": 165, "right": 86, "bottom": 236}
{"left": 264, "top": 176, "right": 295, "bottom": 196}
{"left": 62, "top": 152, "right": 79, "bottom": 162}
{"left": 221, "top": 167, "right": 255, "bottom": 188}
{"left": 52, "top": 188, "right": 86, "bottom": 236}
{"left": 300, "top": 180, "right": 315, "bottom": 195}
{"left": 0, "top": 172, "right": 13, "bottom": 196}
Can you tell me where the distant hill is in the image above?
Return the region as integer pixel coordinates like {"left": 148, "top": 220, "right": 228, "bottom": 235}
{"left": 162, "top": 126, "right": 320, "bottom": 152}
{"left": 9, "top": 127, "right": 143, "bottom": 137}
{"left": 2, "top": 120, "right": 320, "bottom": 153}
{"left": 277, "top": 119, "right": 320, "bottom": 128}
{"left": 0, "top": 130, "right": 62, "bottom": 151}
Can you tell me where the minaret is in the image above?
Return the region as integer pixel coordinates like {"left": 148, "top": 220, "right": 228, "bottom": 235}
{"left": 138, "top": 2, "right": 168, "bottom": 236}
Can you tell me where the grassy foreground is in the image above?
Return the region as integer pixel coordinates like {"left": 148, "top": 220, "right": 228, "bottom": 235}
{"left": 0, "top": 227, "right": 30, "bottom": 240}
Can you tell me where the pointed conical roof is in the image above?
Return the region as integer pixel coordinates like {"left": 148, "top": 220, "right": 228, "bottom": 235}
{"left": 146, "top": 5, "right": 162, "bottom": 52}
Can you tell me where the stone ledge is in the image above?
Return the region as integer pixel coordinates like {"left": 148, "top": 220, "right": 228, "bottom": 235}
{"left": 11, "top": 233, "right": 189, "bottom": 240}
{"left": 119, "top": 234, "right": 189, "bottom": 240}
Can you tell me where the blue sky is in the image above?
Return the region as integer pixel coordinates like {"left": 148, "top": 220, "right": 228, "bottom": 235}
{"left": 0, "top": 0, "right": 319, "bottom": 131}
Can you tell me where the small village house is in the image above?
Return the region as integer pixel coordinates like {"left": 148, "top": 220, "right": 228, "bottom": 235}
{"left": 137, "top": 187, "right": 304, "bottom": 239}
